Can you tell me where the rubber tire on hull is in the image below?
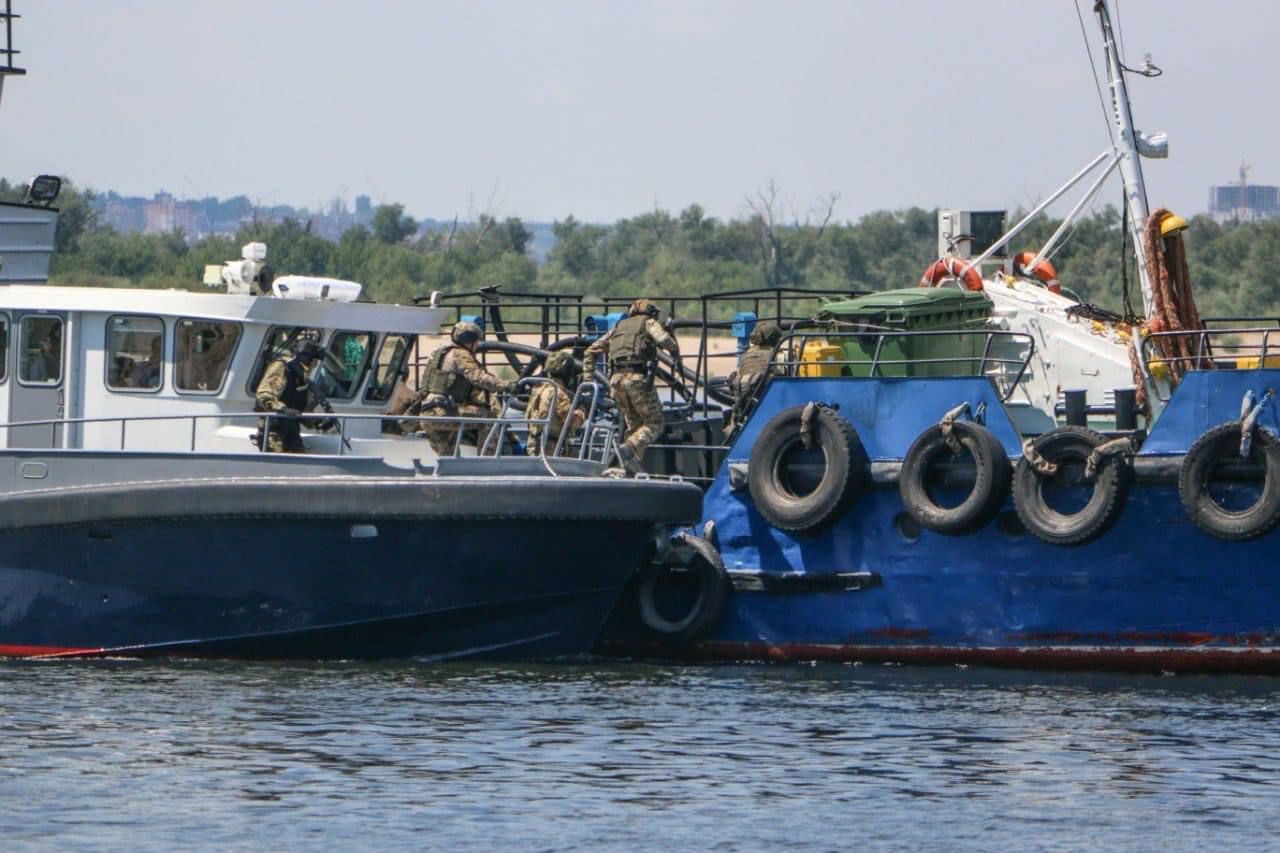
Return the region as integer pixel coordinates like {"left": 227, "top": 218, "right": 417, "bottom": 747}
{"left": 1178, "top": 421, "right": 1280, "bottom": 541}
{"left": 637, "top": 532, "right": 729, "bottom": 644}
{"left": 899, "top": 421, "right": 1011, "bottom": 535}
{"left": 1012, "top": 425, "right": 1128, "bottom": 546}
{"left": 748, "top": 404, "right": 865, "bottom": 533}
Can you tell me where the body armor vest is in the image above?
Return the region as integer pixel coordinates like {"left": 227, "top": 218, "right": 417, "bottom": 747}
{"left": 737, "top": 345, "right": 774, "bottom": 377}
{"left": 281, "top": 361, "right": 312, "bottom": 411}
{"left": 424, "top": 345, "right": 473, "bottom": 403}
{"left": 253, "top": 358, "right": 311, "bottom": 413}
{"left": 733, "top": 345, "right": 775, "bottom": 394}
{"left": 607, "top": 315, "right": 656, "bottom": 370}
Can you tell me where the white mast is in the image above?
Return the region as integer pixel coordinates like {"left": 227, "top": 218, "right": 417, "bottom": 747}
{"left": 1095, "top": 0, "right": 1162, "bottom": 317}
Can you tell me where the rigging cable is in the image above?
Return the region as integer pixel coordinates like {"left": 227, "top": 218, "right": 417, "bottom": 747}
{"left": 1120, "top": 195, "right": 1139, "bottom": 322}
{"left": 1074, "top": 0, "right": 1114, "bottom": 134}
{"left": 1114, "top": 0, "right": 1126, "bottom": 63}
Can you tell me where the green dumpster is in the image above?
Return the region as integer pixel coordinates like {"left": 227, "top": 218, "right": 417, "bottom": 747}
{"left": 815, "top": 287, "right": 994, "bottom": 378}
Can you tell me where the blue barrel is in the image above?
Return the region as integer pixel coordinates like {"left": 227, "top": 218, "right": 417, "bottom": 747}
{"left": 732, "top": 312, "right": 757, "bottom": 353}
{"left": 583, "top": 312, "right": 625, "bottom": 341}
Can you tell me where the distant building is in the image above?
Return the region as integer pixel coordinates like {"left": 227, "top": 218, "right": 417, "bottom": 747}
{"left": 1209, "top": 163, "right": 1280, "bottom": 223}
{"left": 143, "top": 192, "right": 177, "bottom": 233}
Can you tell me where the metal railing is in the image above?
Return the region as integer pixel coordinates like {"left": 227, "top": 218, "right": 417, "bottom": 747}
{"left": 419, "top": 285, "right": 867, "bottom": 418}
{"left": 773, "top": 328, "right": 1036, "bottom": 401}
{"left": 1140, "top": 328, "right": 1280, "bottom": 402}
{"left": 0, "top": 386, "right": 617, "bottom": 469}
{"left": 0, "top": 1, "right": 22, "bottom": 75}
{"left": 482, "top": 377, "right": 612, "bottom": 462}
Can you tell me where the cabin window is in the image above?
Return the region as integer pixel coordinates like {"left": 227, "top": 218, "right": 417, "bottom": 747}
{"left": 18, "top": 315, "right": 62, "bottom": 386}
{"left": 313, "top": 330, "right": 375, "bottom": 400}
{"left": 364, "top": 334, "right": 415, "bottom": 404}
{"left": 106, "top": 315, "right": 165, "bottom": 392}
{"left": 175, "top": 319, "right": 242, "bottom": 394}
{"left": 0, "top": 316, "right": 9, "bottom": 383}
{"left": 247, "top": 326, "right": 322, "bottom": 394}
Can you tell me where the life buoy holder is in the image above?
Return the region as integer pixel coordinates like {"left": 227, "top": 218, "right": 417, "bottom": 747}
{"left": 1013, "top": 251, "right": 1061, "bottom": 294}
{"left": 748, "top": 403, "right": 866, "bottom": 533}
{"left": 1178, "top": 421, "right": 1280, "bottom": 541}
{"left": 899, "top": 420, "right": 1011, "bottom": 535}
{"left": 1012, "top": 426, "right": 1129, "bottom": 546}
{"left": 920, "top": 257, "right": 984, "bottom": 292}
{"left": 637, "top": 532, "right": 729, "bottom": 644}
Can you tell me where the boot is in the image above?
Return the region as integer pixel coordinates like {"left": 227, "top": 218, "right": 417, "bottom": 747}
{"left": 616, "top": 443, "right": 642, "bottom": 475}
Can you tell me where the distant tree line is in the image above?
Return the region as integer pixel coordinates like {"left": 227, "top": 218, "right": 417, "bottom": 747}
{"left": 2, "top": 177, "right": 1277, "bottom": 321}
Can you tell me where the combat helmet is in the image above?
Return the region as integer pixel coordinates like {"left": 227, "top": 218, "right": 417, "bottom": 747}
{"left": 628, "top": 298, "right": 659, "bottom": 318}
{"left": 544, "top": 350, "right": 580, "bottom": 382}
{"left": 750, "top": 320, "right": 782, "bottom": 347}
{"left": 451, "top": 320, "right": 484, "bottom": 346}
{"left": 292, "top": 340, "right": 325, "bottom": 361}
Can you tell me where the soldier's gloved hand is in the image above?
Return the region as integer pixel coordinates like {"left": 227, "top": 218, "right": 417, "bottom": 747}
{"left": 500, "top": 380, "right": 518, "bottom": 395}
{"left": 278, "top": 407, "right": 302, "bottom": 418}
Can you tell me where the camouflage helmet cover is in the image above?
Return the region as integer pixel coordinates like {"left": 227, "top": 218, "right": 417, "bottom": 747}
{"left": 628, "top": 298, "right": 659, "bottom": 317}
{"left": 750, "top": 320, "right": 782, "bottom": 347}
{"left": 544, "top": 350, "right": 580, "bottom": 380}
{"left": 451, "top": 320, "right": 484, "bottom": 345}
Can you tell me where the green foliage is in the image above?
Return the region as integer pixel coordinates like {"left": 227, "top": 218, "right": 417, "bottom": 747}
{"left": 19, "top": 175, "right": 1280, "bottom": 323}
{"left": 371, "top": 204, "right": 417, "bottom": 245}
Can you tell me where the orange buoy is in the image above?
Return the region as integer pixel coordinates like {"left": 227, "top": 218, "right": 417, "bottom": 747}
{"left": 919, "top": 258, "right": 983, "bottom": 292}
{"left": 1013, "top": 251, "right": 1061, "bottom": 294}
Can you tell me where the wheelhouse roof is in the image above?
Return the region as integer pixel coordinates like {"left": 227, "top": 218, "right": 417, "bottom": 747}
{"left": 0, "top": 285, "right": 447, "bottom": 334}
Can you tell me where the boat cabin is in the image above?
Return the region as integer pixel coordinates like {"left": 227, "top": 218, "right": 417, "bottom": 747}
{"left": 0, "top": 283, "right": 449, "bottom": 463}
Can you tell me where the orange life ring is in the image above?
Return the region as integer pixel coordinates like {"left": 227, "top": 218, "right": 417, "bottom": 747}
{"left": 1013, "top": 251, "right": 1061, "bottom": 294}
{"left": 919, "top": 258, "right": 983, "bottom": 292}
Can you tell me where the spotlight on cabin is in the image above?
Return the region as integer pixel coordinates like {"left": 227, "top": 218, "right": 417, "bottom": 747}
{"left": 23, "top": 174, "right": 61, "bottom": 207}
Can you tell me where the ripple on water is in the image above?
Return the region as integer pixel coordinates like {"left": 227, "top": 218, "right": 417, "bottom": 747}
{"left": 2, "top": 661, "right": 1280, "bottom": 850}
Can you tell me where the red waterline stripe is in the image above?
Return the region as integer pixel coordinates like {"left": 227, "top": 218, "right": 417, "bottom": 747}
{"left": 0, "top": 644, "right": 106, "bottom": 658}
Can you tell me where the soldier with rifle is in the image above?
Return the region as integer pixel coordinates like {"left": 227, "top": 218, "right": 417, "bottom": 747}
{"left": 254, "top": 339, "right": 332, "bottom": 454}
{"left": 582, "top": 298, "right": 679, "bottom": 474}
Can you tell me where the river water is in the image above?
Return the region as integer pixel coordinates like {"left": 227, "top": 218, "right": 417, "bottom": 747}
{"left": 2, "top": 660, "right": 1278, "bottom": 850}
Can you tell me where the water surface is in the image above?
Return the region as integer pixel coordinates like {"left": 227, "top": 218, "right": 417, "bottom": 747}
{"left": 2, "top": 661, "right": 1277, "bottom": 850}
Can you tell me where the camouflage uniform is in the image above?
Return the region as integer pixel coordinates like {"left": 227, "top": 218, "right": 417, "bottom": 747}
{"left": 725, "top": 321, "right": 782, "bottom": 433}
{"left": 583, "top": 304, "right": 678, "bottom": 470}
{"left": 415, "top": 344, "right": 514, "bottom": 455}
{"left": 254, "top": 358, "right": 311, "bottom": 453}
{"left": 526, "top": 378, "right": 586, "bottom": 456}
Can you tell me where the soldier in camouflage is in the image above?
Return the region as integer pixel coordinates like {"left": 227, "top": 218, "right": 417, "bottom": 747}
{"left": 412, "top": 321, "right": 516, "bottom": 456}
{"left": 582, "top": 298, "right": 678, "bottom": 473}
{"left": 254, "top": 339, "right": 325, "bottom": 453}
{"left": 725, "top": 320, "right": 783, "bottom": 434}
{"left": 526, "top": 350, "right": 587, "bottom": 456}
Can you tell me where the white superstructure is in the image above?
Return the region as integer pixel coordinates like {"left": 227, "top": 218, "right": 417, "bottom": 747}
{"left": 928, "top": 0, "right": 1169, "bottom": 430}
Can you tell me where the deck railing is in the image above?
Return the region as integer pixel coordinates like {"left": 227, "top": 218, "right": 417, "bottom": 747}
{"left": 421, "top": 285, "right": 868, "bottom": 417}
{"left": 0, "top": 378, "right": 618, "bottom": 471}
{"left": 773, "top": 329, "right": 1036, "bottom": 401}
{"left": 1139, "top": 328, "right": 1280, "bottom": 402}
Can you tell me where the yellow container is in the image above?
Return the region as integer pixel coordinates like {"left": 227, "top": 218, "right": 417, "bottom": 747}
{"left": 1233, "top": 355, "right": 1280, "bottom": 369}
{"left": 798, "top": 340, "right": 844, "bottom": 378}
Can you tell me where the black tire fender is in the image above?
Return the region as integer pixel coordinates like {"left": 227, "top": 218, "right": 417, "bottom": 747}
{"left": 637, "top": 532, "right": 729, "bottom": 644}
{"left": 899, "top": 421, "right": 1011, "bottom": 535}
{"left": 747, "top": 404, "right": 866, "bottom": 533}
{"left": 1012, "top": 425, "right": 1129, "bottom": 546}
{"left": 1178, "top": 421, "right": 1280, "bottom": 541}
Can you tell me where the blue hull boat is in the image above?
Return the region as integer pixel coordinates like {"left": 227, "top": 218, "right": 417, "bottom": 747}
{"left": 612, "top": 371, "right": 1280, "bottom": 673}
{"left": 0, "top": 462, "right": 703, "bottom": 661}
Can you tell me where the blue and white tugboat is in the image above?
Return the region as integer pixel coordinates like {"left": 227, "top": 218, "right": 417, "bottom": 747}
{"left": 0, "top": 10, "right": 701, "bottom": 660}
{"left": 582, "top": 1, "right": 1280, "bottom": 672}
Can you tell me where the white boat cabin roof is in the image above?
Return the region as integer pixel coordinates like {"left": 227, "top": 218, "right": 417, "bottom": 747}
{"left": 0, "top": 284, "right": 448, "bottom": 335}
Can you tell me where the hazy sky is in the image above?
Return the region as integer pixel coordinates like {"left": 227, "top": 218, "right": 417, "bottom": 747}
{"left": 4, "top": 1, "right": 1278, "bottom": 224}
